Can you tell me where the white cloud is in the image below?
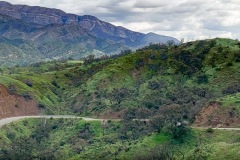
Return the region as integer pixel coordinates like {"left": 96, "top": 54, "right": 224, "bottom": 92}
{"left": 4, "top": 0, "right": 240, "bottom": 40}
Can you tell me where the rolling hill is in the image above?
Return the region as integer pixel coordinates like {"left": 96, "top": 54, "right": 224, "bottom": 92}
{"left": 0, "top": 38, "right": 239, "bottom": 159}
{"left": 0, "top": 38, "right": 239, "bottom": 124}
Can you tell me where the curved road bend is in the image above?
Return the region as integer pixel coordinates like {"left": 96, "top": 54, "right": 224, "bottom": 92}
{"left": 0, "top": 115, "right": 115, "bottom": 128}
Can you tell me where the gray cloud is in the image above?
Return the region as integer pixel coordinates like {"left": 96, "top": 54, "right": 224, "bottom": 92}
{"left": 4, "top": 0, "right": 240, "bottom": 40}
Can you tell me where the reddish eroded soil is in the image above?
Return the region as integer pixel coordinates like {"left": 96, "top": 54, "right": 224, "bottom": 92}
{"left": 0, "top": 84, "right": 40, "bottom": 119}
{"left": 193, "top": 102, "right": 240, "bottom": 128}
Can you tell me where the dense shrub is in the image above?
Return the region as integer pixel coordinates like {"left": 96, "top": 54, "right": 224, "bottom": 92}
{"left": 206, "top": 128, "right": 214, "bottom": 133}
{"left": 8, "top": 84, "right": 17, "bottom": 95}
{"left": 22, "top": 93, "right": 32, "bottom": 101}
{"left": 168, "top": 123, "right": 191, "bottom": 143}
{"left": 148, "top": 81, "right": 159, "bottom": 90}
{"left": 25, "top": 80, "right": 33, "bottom": 87}
{"left": 135, "top": 59, "right": 144, "bottom": 69}
{"left": 196, "top": 74, "right": 208, "bottom": 84}
{"left": 222, "top": 83, "right": 240, "bottom": 95}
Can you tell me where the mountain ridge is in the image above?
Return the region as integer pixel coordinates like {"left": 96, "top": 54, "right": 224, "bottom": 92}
{"left": 0, "top": 1, "right": 179, "bottom": 44}
{"left": 0, "top": 1, "right": 179, "bottom": 66}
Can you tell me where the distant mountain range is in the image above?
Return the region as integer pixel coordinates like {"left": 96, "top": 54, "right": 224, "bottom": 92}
{"left": 0, "top": 1, "right": 179, "bottom": 66}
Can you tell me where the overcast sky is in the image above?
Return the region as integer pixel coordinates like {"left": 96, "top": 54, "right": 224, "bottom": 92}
{"left": 4, "top": 0, "right": 240, "bottom": 40}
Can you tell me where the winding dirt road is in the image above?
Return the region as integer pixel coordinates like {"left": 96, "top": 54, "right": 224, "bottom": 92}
{"left": 1, "top": 116, "right": 240, "bottom": 131}
{"left": 191, "top": 127, "right": 240, "bottom": 131}
{"left": 0, "top": 115, "right": 110, "bottom": 127}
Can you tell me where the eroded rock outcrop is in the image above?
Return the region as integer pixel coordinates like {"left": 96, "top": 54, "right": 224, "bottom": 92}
{"left": 0, "top": 84, "right": 39, "bottom": 119}
{"left": 194, "top": 102, "right": 240, "bottom": 128}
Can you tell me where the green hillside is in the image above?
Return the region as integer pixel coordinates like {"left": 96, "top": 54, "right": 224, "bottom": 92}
{"left": 1, "top": 118, "right": 240, "bottom": 160}
{"left": 0, "top": 38, "right": 239, "bottom": 118}
{"left": 0, "top": 38, "right": 240, "bottom": 159}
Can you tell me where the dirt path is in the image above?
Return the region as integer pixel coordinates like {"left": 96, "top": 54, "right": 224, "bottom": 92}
{"left": 191, "top": 127, "right": 240, "bottom": 131}
{"left": 0, "top": 115, "right": 115, "bottom": 127}
{"left": 1, "top": 116, "right": 240, "bottom": 131}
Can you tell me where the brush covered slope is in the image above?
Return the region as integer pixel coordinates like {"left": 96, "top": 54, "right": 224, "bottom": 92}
{"left": 0, "top": 84, "right": 39, "bottom": 118}
{"left": 67, "top": 38, "right": 240, "bottom": 125}
{"left": 0, "top": 38, "right": 239, "bottom": 127}
{"left": 0, "top": 1, "right": 179, "bottom": 66}
{"left": 0, "top": 38, "right": 240, "bottom": 160}
{"left": 1, "top": 116, "right": 240, "bottom": 159}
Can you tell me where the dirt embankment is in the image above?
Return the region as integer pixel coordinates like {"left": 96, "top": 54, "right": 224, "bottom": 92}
{"left": 194, "top": 102, "right": 240, "bottom": 128}
{"left": 0, "top": 84, "right": 39, "bottom": 119}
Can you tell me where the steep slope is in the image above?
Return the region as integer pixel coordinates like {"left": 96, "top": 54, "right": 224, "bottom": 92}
{"left": 194, "top": 102, "right": 240, "bottom": 128}
{"left": 0, "top": 38, "right": 239, "bottom": 127}
{"left": 0, "top": 1, "right": 179, "bottom": 46}
{"left": 0, "top": 14, "right": 127, "bottom": 65}
{"left": 0, "top": 84, "right": 39, "bottom": 119}
{"left": 66, "top": 38, "right": 240, "bottom": 122}
{"left": 0, "top": 14, "right": 38, "bottom": 39}
{"left": 31, "top": 24, "right": 127, "bottom": 59}
{"left": 0, "top": 1, "right": 179, "bottom": 66}
{"left": 0, "top": 1, "right": 77, "bottom": 26}
{"left": 0, "top": 38, "right": 239, "bottom": 160}
{"left": 0, "top": 36, "right": 44, "bottom": 66}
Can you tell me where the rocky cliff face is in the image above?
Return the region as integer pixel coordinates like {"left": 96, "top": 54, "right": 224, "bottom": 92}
{"left": 0, "top": 1, "right": 68, "bottom": 25}
{"left": 0, "top": 1, "right": 179, "bottom": 66}
{"left": 0, "top": 2, "right": 141, "bottom": 41}
{"left": 0, "top": 84, "right": 39, "bottom": 119}
{"left": 0, "top": 2, "right": 146, "bottom": 46}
